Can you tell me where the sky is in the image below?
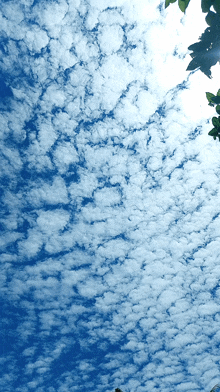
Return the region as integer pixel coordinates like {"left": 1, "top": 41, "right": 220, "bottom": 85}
{"left": 1, "top": 0, "right": 220, "bottom": 391}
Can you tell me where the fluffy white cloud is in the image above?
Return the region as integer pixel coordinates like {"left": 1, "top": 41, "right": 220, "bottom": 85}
{"left": 1, "top": 0, "right": 220, "bottom": 392}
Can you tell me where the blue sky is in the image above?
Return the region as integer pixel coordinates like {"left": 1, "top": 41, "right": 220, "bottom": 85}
{"left": 1, "top": 0, "right": 220, "bottom": 391}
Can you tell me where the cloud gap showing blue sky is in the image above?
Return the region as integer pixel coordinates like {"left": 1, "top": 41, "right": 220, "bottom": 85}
{"left": 1, "top": 0, "right": 220, "bottom": 391}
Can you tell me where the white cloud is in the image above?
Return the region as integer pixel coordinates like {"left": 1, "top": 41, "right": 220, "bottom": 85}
{"left": 53, "top": 142, "right": 79, "bottom": 173}
{"left": 28, "top": 176, "right": 69, "bottom": 207}
{"left": 18, "top": 230, "right": 43, "bottom": 258}
{"left": 25, "top": 26, "right": 49, "bottom": 52}
{"left": 98, "top": 24, "right": 124, "bottom": 55}
{"left": 37, "top": 209, "right": 70, "bottom": 233}
{"left": 1, "top": 0, "right": 220, "bottom": 392}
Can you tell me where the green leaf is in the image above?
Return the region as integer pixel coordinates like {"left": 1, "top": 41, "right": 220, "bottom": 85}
{"left": 212, "top": 117, "right": 220, "bottom": 127}
{"left": 216, "top": 105, "right": 220, "bottom": 114}
{"left": 208, "top": 128, "right": 217, "bottom": 136}
{"left": 213, "top": 0, "right": 220, "bottom": 14}
{"left": 165, "top": 0, "right": 177, "bottom": 8}
{"left": 201, "top": 0, "right": 213, "bottom": 13}
{"left": 206, "top": 92, "right": 216, "bottom": 104}
{"left": 188, "top": 41, "right": 206, "bottom": 51}
{"left": 217, "top": 89, "right": 220, "bottom": 96}
{"left": 212, "top": 96, "right": 220, "bottom": 104}
{"left": 186, "top": 58, "right": 200, "bottom": 71}
{"left": 178, "top": 0, "right": 191, "bottom": 12}
{"left": 208, "top": 128, "right": 219, "bottom": 139}
{"left": 205, "top": 11, "right": 217, "bottom": 26}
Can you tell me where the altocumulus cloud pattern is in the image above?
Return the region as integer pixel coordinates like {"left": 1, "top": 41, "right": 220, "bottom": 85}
{"left": 1, "top": 0, "right": 220, "bottom": 391}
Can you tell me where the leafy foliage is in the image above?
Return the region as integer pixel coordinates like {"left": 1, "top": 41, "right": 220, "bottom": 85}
{"left": 213, "top": 0, "right": 220, "bottom": 13}
{"left": 165, "top": 0, "right": 177, "bottom": 9}
{"left": 114, "top": 387, "right": 220, "bottom": 392}
{"left": 165, "top": 0, "right": 218, "bottom": 13}
{"left": 210, "top": 385, "right": 220, "bottom": 392}
{"left": 165, "top": 0, "right": 220, "bottom": 141}
{"left": 186, "top": 14, "right": 220, "bottom": 79}
{"left": 165, "top": 0, "right": 191, "bottom": 12}
{"left": 206, "top": 89, "right": 220, "bottom": 106}
{"left": 205, "top": 90, "right": 220, "bottom": 139}
{"left": 165, "top": 1, "right": 220, "bottom": 79}
{"left": 202, "top": 0, "right": 215, "bottom": 13}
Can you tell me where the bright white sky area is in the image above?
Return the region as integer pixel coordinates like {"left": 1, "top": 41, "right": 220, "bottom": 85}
{"left": 1, "top": 0, "right": 220, "bottom": 391}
